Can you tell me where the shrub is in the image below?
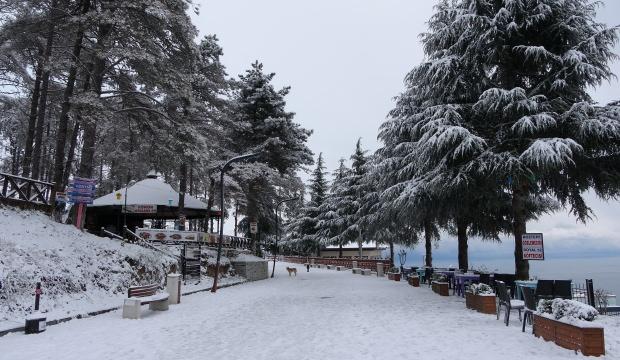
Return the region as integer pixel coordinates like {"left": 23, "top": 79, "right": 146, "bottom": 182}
{"left": 432, "top": 273, "right": 447, "bottom": 282}
{"left": 469, "top": 283, "right": 494, "bottom": 295}
{"left": 537, "top": 298, "right": 598, "bottom": 322}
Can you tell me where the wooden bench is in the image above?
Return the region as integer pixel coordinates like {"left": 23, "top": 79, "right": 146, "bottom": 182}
{"left": 122, "top": 284, "right": 169, "bottom": 319}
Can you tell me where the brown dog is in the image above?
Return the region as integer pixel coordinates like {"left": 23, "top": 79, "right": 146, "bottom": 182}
{"left": 286, "top": 267, "right": 297, "bottom": 277}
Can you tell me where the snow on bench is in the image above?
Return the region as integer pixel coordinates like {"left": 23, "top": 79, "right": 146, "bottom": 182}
{"left": 122, "top": 284, "right": 169, "bottom": 319}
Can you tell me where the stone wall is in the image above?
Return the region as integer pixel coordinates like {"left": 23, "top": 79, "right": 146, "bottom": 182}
{"left": 231, "top": 259, "right": 268, "bottom": 281}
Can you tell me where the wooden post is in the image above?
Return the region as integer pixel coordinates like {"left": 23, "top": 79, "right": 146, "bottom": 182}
{"left": 75, "top": 203, "right": 84, "bottom": 229}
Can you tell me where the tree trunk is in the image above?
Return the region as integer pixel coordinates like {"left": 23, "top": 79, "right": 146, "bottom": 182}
{"left": 424, "top": 220, "right": 433, "bottom": 267}
{"left": 52, "top": 0, "right": 90, "bottom": 192}
{"left": 31, "top": 69, "right": 51, "bottom": 181}
{"left": 457, "top": 218, "right": 469, "bottom": 271}
{"left": 78, "top": 23, "right": 112, "bottom": 179}
{"left": 338, "top": 243, "right": 343, "bottom": 258}
{"left": 24, "top": 0, "right": 59, "bottom": 178}
{"left": 389, "top": 241, "right": 394, "bottom": 267}
{"left": 62, "top": 119, "right": 80, "bottom": 188}
{"left": 512, "top": 179, "right": 530, "bottom": 280}
{"left": 22, "top": 59, "right": 43, "bottom": 177}
{"left": 178, "top": 162, "right": 187, "bottom": 231}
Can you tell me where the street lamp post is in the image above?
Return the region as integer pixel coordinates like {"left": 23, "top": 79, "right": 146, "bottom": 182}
{"left": 271, "top": 197, "right": 298, "bottom": 278}
{"left": 211, "top": 153, "right": 259, "bottom": 293}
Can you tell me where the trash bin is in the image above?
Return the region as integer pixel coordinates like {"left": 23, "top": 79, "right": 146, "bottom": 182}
{"left": 25, "top": 313, "right": 46, "bottom": 334}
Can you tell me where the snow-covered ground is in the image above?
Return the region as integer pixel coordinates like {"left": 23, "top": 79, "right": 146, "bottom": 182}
{"left": 0, "top": 206, "right": 243, "bottom": 332}
{"left": 1, "top": 262, "right": 618, "bottom": 360}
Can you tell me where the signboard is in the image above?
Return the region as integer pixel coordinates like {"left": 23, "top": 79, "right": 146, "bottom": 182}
{"left": 522, "top": 233, "right": 544, "bottom": 260}
{"left": 68, "top": 177, "right": 96, "bottom": 204}
{"left": 55, "top": 192, "right": 68, "bottom": 203}
{"left": 249, "top": 221, "right": 258, "bottom": 234}
{"left": 123, "top": 204, "right": 157, "bottom": 214}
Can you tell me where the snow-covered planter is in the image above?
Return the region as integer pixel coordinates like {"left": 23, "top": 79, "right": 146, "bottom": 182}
{"left": 431, "top": 281, "right": 449, "bottom": 296}
{"left": 534, "top": 299, "right": 604, "bottom": 356}
{"left": 387, "top": 267, "right": 401, "bottom": 281}
{"left": 408, "top": 275, "right": 420, "bottom": 287}
{"left": 465, "top": 283, "right": 496, "bottom": 314}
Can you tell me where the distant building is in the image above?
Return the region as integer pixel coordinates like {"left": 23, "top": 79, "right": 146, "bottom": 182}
{"left": 320, "top": 242, "right": 386, "bottom": 259}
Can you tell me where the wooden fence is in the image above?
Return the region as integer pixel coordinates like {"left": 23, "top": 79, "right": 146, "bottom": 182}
{"left": 0, "top": 172, "right": 54, "bottom": 211}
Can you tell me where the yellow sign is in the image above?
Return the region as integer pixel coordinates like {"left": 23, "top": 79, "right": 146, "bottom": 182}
{"left": 115, "top": 192, "right": 122, "bottom": 200}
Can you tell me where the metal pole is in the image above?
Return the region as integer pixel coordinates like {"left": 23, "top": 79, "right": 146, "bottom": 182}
{"left": 211, "top": 153, "right": 258, "bottom": 293}
{"left": 271, "top": 197, "right": 298, "bottom": 278}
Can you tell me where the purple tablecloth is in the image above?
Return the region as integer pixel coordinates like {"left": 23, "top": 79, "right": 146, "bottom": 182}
{"left": 455, "top": 274, "right": 480, "bottom": 297}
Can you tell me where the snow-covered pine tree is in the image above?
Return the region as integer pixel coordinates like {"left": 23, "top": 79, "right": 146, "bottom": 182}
{"left": 316, "top": 159, "right": 350, "bottom": 257}
{"left": 231, "top": 62, "right": 313, "bottom": 249}
{"left": 286, "top": 153, "right": 329, "bottom": 255}
{"left": 317, "top": 140, "right": 370, "bottom": 257}
{"left": 380, "top": 0, "right": 620, "bottom": 278}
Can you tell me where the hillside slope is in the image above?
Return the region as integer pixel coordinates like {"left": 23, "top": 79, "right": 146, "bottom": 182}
{"left": 0, "top": 206, "right": 177, "bottom": 325}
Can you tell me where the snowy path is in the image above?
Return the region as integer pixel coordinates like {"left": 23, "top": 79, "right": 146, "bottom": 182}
{"left": 1, "top": 262, "right": 618, "bottom": 360}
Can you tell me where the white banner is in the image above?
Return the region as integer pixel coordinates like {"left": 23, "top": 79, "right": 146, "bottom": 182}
{"left": 123, "top": 204, "right": 157, "bottom": 214}
{"left": 522, "top": 233, "right": 545, "bottom": 260}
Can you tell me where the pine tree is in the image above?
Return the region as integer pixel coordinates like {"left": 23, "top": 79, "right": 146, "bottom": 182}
{"left": 231, "top": 61, "right": 313, "bottom": 250}
{"left": 317, "top": 139, "right": 370, "bottom": 257}
{"left": 378, "top": 0, "right": 620, "bottom": 278}
{"left": 286, "top": 153, "right": 329, "bottom": 255}
{"left": 316, "top": 159, "right": 349, "bottom": 257}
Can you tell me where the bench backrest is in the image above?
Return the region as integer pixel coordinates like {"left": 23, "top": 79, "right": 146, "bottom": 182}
{"left": 128, "top": 284, "right": 159, "bottom": 298}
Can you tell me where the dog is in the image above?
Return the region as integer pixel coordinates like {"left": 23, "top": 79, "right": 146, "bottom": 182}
{"left": 286, "top": 267, "right": 297, "bottom": 277}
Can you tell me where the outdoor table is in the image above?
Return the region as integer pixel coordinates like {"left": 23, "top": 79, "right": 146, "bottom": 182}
{"left": 454, "top": 273, "right": 480, "bottom": 297}
{"left": 514, "top": 280, "right": 538, "bottom": 300}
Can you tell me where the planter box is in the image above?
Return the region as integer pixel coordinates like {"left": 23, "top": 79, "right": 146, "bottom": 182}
{"left": 336, "top": 266, "right": 345, "bottom": 271}
{"left": 352, "top": 268, "right": 362, "bottom": 274}
{"left": 465, "top": 292, "right": 496, "bottom": 314}
{"left": 361, "top": 269, "right": 372, "bottom": 276}
{"left": 408, "top": 276, "right": 420, "bottom": 287}
{"left": 533, "top": 314, "right": 605, "bottom": 357}
{"left": 432, "top": 281, "right": 449, "bottom": 296}
{"left": 387, "top": 272, "right": 401, "bottom": 281}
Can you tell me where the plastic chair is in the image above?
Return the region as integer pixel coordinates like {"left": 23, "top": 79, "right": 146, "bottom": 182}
{"left": 553, "top": 280, "right": 572, "bottom": 299}
{"left": 521, "top": 287, "right": 537, "bottom": 333}
{"left": 479, "top": 273, "right": 491, "bottom": 285}
{"left": 496, "top": 281, "right": 524, "bottom": 326}
{"left": 535, "top": 280, "right": 554, "bottom": 301}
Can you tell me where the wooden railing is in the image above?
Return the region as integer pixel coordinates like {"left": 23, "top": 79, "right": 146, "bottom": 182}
{"left": 283, "top": 256, "right": 393, "bottom": 272}
{"left": 0, "top": 172, "right": 54, "bottom": 210}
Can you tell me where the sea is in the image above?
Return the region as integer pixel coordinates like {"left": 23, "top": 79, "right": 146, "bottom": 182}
{"left": 402, "top": 256, "right": 620, "bottom": 299}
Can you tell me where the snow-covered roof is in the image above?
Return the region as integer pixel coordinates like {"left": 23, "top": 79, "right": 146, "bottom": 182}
{"left": 89, "top": 177, "right": 207, "bottom": 210}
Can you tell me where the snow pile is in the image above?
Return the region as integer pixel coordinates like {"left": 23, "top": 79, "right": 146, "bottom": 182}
{"left": 0, "top": 206, "right": 177, "bottom": 324}
{"left": 537, "top": 298, "right": 599, "bottom": 323}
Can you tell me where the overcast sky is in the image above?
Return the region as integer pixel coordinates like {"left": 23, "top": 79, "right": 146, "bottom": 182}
{"left": 192, "top": 1, "right": 620, "bottom": 258}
